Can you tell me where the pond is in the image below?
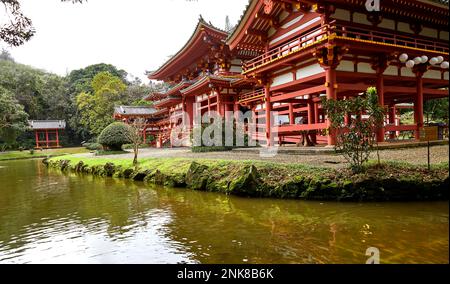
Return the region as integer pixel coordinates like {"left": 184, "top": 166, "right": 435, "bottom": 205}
{"left": 0, "top": 159, "right": 448, "bottom": 264}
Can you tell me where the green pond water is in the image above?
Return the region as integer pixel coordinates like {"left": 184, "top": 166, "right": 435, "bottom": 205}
{"left": 0, "top": 159, "right": 448, "bottom": 264}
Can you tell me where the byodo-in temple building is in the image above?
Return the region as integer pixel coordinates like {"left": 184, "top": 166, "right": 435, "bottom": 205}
{"left": 117, "top": 0, "right": 449, "bottom": 148}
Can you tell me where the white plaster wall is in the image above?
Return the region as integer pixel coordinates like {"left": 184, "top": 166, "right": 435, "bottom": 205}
{"left": 420, "top": 27, "right": 438, "bottom": 39}
{"left": 383, "top": 66, "right": 398, "bottom": 76}
{"left": 336, "top": 60, "right": 354, "bottom": 72}
{"left": 357, "top": 62, "right": 376, "bottom": 74}
{"left": 397, "top": 22, "right": 413, "bottom": 34}
{"left": 378, "top": 19, "right": 396, "bottom": 30}
{"left": 271, "top": 72, "right": 294, "bottom": 87}
{"left": 401, "top": 67, "right": 415, "bottom": 77}
{"left": 296, "top": 63, "right": 324, "bottom": 79}
{"left": 332, "top": 9, "right": 350, "bottom": 21}
{"left": 353, "top": 12, "right": 370, "bottom": 25}
{"left": 423, "top": 70, "right": 443, "bottom": 80}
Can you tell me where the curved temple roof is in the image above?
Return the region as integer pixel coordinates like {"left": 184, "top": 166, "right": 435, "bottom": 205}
{"left": 227, "top": 0, "right": 449, "bottom": 51}
{"left": 148, "top": 16, "right": 229, "bottom": 81}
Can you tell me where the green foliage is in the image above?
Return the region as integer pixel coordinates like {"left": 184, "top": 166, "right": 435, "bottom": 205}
{"left": 0, "top": 86, "right": 29, "bottom": 151}
{"left": 0, "top": 57, "right": 155, "bottom": 148}
{"left": 424, "top": 98, "right": 449, "bottom": 124}
{"left": 322, "top": 87, "right": 385, "bottom": 173}
{"left": 82, "top": 142, "right": 102, "bottom": 151}
{"left": 67, "top": 63, "right": 128, "bottom": 95}
{"left": 97, "top": 122, "right": 132, "bottom": 151}
{"left": 76, "top": 72, "right": 127, "bottom": 136}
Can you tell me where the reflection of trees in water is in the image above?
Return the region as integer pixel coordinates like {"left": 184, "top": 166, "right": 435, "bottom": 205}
{"left": 150, "top": 189, "right": 449, "bottom": 264}
{"left": 0, "top": 160, "right": 448, "bottom": 263}
{"left": 0, "top": 161, "right": 160, "bottom": 252}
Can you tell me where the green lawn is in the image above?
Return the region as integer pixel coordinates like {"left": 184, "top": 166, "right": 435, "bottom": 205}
{"left": 0, "top": 147, "right": 89, "bottom": 161}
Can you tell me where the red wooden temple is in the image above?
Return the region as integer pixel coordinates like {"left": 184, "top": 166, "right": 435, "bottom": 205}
{"left": 142, "top": 0, "right": 449, "bottom": 148}
{"left": 29, "top": 120, "right": 66, "bottom": 149}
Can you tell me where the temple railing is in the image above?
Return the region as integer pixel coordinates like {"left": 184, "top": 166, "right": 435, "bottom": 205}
{"left": 333, "top": 24, "right": 449, "bottom": 53}
{"left": 238, "top": 89, "right": 265, "bottom": 103}
{"left": 243, "top": 25, "right": 329, "bottom": 73}
{"left": 242, "top": 22, "right": 448, "bottom": 73}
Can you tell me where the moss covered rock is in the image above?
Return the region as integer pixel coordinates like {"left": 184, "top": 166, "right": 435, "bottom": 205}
{"left": 227, "top": 165, "right": 261, "bottom": 197}
{"left": 185, "top": 162, "right": 209, "bottom": 191}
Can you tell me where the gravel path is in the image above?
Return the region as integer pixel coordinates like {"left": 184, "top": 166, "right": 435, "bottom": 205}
{"left": 73, "top": 145, "right": 449, "bottom": 169}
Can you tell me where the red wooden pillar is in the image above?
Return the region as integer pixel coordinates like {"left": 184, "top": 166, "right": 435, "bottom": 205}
{"left": 415, "top": 74, "right": 424, "bottom": 140}
{"left": 376, "top": 73, "right": 385, "bottom": 142}
{"left": 308, "top": 100, "right": 317, "bottom": 143}
{"left": 325, "top": 67, "right": 337, "bottom": 146}
{"left": 288, "top": 103, "right": 295, "bottom": 125}
{"left": 45, "top": 129, "right": 49, "bottom": 148}
{"left": 216, "top": 89, "right": 223, "bottom": 116}
{"left": 35, "top": 131, "right": 39, "bottom": 148}
{"left": 56, "top": 129, "right": 60, "bottom": 147}
{"left": 264, "top": 84, "right": 272, "bottom": 146}
{"left": 314, "top": 102, "right": 320, "bottom": 124}
{"left": 185, "top": 96, "right": 195, "bottom": 130}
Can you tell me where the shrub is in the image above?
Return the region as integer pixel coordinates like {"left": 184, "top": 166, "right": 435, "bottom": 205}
{"left": 97, "top": 122, "right": 132, "bottom": 151}
{"left": 82, "top": 142, "right": 102, "bottom": 151}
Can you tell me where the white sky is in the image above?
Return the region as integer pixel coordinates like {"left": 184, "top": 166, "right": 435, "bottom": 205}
{"left": 0, "top": 0, "right": 246, "bottom": 83}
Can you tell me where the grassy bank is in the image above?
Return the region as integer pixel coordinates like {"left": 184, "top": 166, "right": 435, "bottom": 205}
{"left": 45, "top": 154, "right": 449, "bottom": 201}
{"left": 0, "top": 148, "right": 89, "bottom": 161}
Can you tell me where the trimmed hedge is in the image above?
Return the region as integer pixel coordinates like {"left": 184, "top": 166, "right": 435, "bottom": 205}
{"left": 98, "top": 122, "right": 132, "bottom": 151}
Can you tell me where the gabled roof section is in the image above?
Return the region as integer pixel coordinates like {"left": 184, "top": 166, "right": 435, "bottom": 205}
{"left": 180, "top": 74, "right": 242, "bottom": 96}
{"left": 148, "top": 16, "right": 229, "bottom": 81}
{"left": 29, "top": 120, "right": 66, "bottom": 130}
{"left": 114, "top": 106, "right": 157, "bottom": 116}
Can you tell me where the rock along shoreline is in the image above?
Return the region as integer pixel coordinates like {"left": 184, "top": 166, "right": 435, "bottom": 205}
{"left": 43, "top": 157, "right": 449, "bottom": 202}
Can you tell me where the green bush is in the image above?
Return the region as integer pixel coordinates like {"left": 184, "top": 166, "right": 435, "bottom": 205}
{"left": 97, "top": 122, "right": 132, "bottom": 151}
{"left": 82, "top": 142, "right": 103, "bottom": 151}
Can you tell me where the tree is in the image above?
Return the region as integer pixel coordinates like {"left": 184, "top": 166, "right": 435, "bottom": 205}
{"left": 0, "top": 49, "right": 14, "bottom": 62}
{"left": 66, "top": 63, "right": 129, "bottom": 141}
{"left": 225, "top": 16, "right": 233, "bottom": 32}
{"left": 322, "top": 87, "right": 385, "bottom": 173}
{"left": 424, "top": 98, "right": 449, "bottom": 124}
{"left": 124, "top": 118, "right": 145, "bottom": 166}
{"left": 1, "top": 0, "right": 83, "bottom": 46}
{"left": 0, "top": 86, "right": 29, "bottom": 151}
{"left": 76, "top": 71, "right": 127, "bottom": 136}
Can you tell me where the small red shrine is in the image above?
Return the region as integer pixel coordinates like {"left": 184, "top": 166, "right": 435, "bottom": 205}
{"left": 29, "top": 120, "right": 66, "bottom": 149}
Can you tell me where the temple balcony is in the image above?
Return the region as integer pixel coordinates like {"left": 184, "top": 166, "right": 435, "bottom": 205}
{"left": 238, "top": 89, "right": 265, "bottom": 104}
{"left": 242, "top": 22, "right": 449, "bottom": 75}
